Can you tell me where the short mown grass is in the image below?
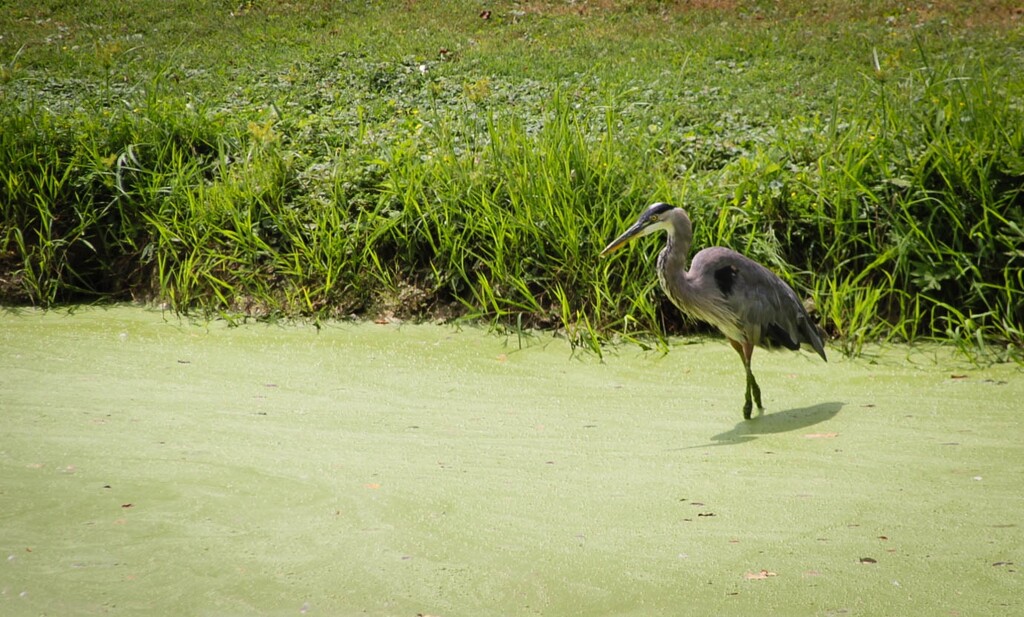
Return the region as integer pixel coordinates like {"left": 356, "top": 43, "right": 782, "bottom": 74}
{"left": 1, "top": 0, "right": 1022, "bottom": 361}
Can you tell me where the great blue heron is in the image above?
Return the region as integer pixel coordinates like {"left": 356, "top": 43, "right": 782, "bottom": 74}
{"left": 601, "top": 202, "right": 827, "bottom": 419}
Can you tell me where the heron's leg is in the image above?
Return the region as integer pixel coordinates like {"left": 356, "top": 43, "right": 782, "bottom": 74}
{"left": 742, "top": 341, "right": 763, "bottom": 411}
{"left": 729, "top": 339, "right": 754, "bottom": 419}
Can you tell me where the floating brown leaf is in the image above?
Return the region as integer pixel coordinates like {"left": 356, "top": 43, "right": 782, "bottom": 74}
{"left": 744, "top": 570, "right": 777, "bottom": 580}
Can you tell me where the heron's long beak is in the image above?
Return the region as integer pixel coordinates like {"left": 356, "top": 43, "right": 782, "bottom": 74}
{"left": 599, "top": 220, "right": 651, "bottom": 256}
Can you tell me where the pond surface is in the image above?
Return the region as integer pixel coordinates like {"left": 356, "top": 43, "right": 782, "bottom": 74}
{"left": 2, "top": 305, "right": 1021, "bottom": 616}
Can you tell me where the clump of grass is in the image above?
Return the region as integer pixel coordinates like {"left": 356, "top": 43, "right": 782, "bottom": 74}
{"left": 804, "top": 52, "right": 1024, "bottom": 361}
{"left": 363, "top": 92, "right": 656, "bottom": 346}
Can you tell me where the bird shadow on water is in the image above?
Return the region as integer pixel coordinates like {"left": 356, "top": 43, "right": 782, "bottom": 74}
{"left": 678, "top": 401, "right": 845, "bottom": 449}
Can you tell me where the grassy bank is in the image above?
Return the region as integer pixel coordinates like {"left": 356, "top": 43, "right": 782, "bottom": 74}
{"left": 1, "top": 1, "right": 1022, "bottom": 360}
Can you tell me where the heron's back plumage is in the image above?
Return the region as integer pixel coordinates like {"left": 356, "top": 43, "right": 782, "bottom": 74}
{"left": 655, "top": 211, "right": 826, "bottom": 362}
{"left": 701, "top": 248, "right": 827, "bottom": 362}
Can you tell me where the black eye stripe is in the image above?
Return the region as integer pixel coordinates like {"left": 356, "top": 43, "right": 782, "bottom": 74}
{"left": 647, "top": 202, "right": 674, "bottom": 216}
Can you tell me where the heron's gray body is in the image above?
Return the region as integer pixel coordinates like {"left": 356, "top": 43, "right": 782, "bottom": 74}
{"left": 601, "top": 202, "right": 826, "bottom": 419}
{"left": 659, "top": 240, "right": 825, "bottom": 359}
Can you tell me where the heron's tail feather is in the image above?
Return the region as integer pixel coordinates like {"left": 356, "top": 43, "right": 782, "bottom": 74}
{"left": 798, "top": 316, "right": 828, "bottom": 362}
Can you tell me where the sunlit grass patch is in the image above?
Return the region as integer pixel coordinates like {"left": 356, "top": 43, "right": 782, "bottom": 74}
{"left": 1, "top": 0, "right": 1021, "bottom": 362}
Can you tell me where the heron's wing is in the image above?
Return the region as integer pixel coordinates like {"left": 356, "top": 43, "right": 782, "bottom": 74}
{"left": 701, "top": 249, "right": 827, "bottom": 361}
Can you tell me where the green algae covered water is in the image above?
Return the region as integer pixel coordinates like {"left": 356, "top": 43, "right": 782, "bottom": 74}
{"left": 2, "top": 305, "right": 1021, "bottom": 616}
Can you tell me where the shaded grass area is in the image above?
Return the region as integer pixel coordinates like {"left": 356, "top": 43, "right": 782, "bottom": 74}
{"left": 1, "top": 1, "right": 1022, "bottom": 360}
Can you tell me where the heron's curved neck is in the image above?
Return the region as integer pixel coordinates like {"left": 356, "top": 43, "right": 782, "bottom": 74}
{"left": 659, "top": 212, "right": 693, "bottom": 274}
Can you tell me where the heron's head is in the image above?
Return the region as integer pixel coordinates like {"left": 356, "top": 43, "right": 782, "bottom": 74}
{"left": 599, "top": 202, "right": 679, "bottom": 256}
